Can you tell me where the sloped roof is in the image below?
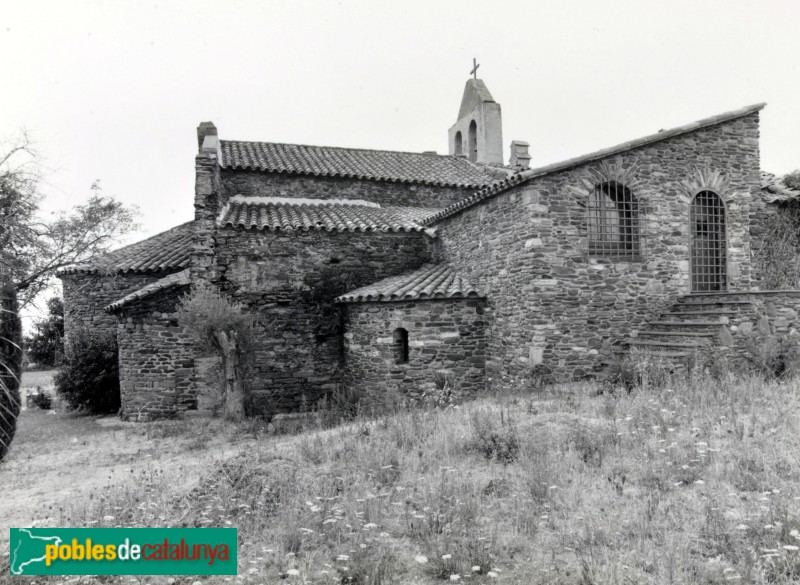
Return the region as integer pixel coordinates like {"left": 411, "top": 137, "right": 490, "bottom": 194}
{"left": 425, "top": 102, "right": 767, "bottom": 226}
{"left": 105, "top": 268, "right": 191, "bottom": 313}
{"left": 217, "top": 197, "right": 437, "bottom": 233}
{"left": 761, "top": 171, "right": 800, "bottom": 203}
{"left": 58, "top": 222, "right": 194, "bottom": 275}
{"left": 336, "top": 263, "right": 483, "bottom": 303}
{"left": 218, "top": 140, "right": 507, "bottom": 188}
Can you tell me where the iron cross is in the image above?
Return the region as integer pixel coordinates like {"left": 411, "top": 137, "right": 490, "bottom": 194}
{"left": 470, "top": 58, "right": 480, "bottom": 79}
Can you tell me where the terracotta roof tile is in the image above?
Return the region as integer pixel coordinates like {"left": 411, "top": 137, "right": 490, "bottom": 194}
{"left": 217, "top": 198, "right": 437, "bottom": 233}
{"left": 105, "top": 268, "right": 191, "bottom": 313}
{"left": 761, "top": 171, "right": 800, "bottom": 203}
{"left": 424, "top": 103, "right": 767, "bottom": 226}
{"left": 58, "top": 222, "right": 194, "bottom": 275}
{"left": 219, "top": 140, "right": 507, "bottom": 188}
{"left": 336, "top": 263, "right": 483, "bottom": 303}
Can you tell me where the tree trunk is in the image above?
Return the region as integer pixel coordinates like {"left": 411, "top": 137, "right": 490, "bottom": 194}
{"left": 0, "top": 280, "right": 22, "bottom": 461}
{"left": 214, "top": 330, "right": 245, "bottom": 421}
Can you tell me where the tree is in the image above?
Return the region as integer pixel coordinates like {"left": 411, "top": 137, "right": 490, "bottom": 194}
{"left": 25, "top": 296, "right": 64, "bottom": 367}
{"left": 176, "top": 284, "right": 257, "bottom": 421}
{"left": 785, "top": 169, "right": 800, "bottom": 192}
{"left": 0, "top": 280, "right": 22, "bottom": 462}
{"left": 1, "top": 133, "right": 138, "bottom": 308}
{"left": 54, "top": 326, "right": 120, "bottom": 413}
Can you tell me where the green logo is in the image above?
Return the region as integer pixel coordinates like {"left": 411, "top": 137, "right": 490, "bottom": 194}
{"left": 9, "top": 528, "right": 237, "bottom": 575}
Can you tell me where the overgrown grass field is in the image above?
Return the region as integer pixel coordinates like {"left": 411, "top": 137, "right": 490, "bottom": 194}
{"left": 3, "top": 368, "right": 800, "bottom": 584}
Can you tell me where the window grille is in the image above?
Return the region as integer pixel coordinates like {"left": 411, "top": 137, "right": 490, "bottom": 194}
{"left": 690, "top": 191, "right": 727, "bottom": 292}
{"left": 587, "top": 181, "right": 642, "bottom": 259}
{"left": 393, "top": 328, "right": 409, "bottom": 364}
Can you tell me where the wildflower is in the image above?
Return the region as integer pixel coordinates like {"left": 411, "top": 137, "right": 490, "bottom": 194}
{"left": 472, "top": 566, "right": 481, "bottom": 572}
{"left": 488, "top": 572, "right": 498, "bottom": 578}
{"left": 783, "top": 545, "right": 800, "bottom": 551}
{"left": 103, "top": 516, "right": 115, "bottom": 522}
{"left": 363, "top": 523, "right": 378, "bottom": 530}
{"left": 336, "top": 555, "right": 350, "bottom": 561}
{"left": 450, "top": 575, "right": 460, "bottom": 581}
{"left": 414, "top": 555, "right": 428, "bottom": 564}
{"left": 442, "top": 554, "right": 452, "bottom": 560}
{"left": 286, "top": 569, "right": 299, "bottom": 576}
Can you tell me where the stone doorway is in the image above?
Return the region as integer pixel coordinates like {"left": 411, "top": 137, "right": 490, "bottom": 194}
{"left": 690, "top": 191, "right": 727, "bottom": 292}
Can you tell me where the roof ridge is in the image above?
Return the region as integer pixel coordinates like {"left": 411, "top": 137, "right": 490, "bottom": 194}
{"left": 221, "top": 139, "right": 461, "bottom": 160}
{"left": 424, "top": 102, "right": 767, "bottom": 226}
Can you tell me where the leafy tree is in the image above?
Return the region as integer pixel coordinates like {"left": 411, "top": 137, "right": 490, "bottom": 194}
{"left": 24, "top": 296, "right": 64, "bottom": 367}
{"left": 0, "top": 279, "right": 22, "bottom": 461}
{"left": 176, "top": 284, "right": 257, "bottom": 421}
{"left": 54, "top": 326, "right": 120, "bottom": 413}
{"left": 785, "top": 169, "right": 800, "bottom": 192}
{"left": 1, "top": 132, "right": 138, "bottom": 308}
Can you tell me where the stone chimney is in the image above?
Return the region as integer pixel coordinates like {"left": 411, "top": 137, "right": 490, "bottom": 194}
{"left": 197, "top": 122, "right": 218, "bottom": 152}
{"left": 509, "top": 140, "right": 531, "bottom": 169}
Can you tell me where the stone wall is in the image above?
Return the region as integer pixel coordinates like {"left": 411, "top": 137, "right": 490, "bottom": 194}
{"left": 220, "top": 170, "right": 472, "bottom": 209}
{"left": 343, "top": 299, "right": 486, "bottom": 405}
{"left": 115, "top": 286, "right": 222, "bottom": 420}
{"left": 432, "top": 113, "right": 762, "bottom": 385}
{"left": 213, "top": 228, "right": 433, "bottom": 416}
{"left": 708, "top": 291, "right": 800, "bottom": 360}
{"left": 61, "top": 272, "right": 171, "bottom": 338}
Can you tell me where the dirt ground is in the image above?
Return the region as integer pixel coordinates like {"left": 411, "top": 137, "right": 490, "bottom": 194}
{"left": 0, "top": 371, "right": 257, "bottom": 538}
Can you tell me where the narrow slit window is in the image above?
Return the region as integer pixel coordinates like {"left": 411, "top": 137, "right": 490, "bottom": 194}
{"left": 454, "top": 131, "right": 463, "bottom": 155}
{"left": 393, "top": 328, "right": 409, "bottom": 364}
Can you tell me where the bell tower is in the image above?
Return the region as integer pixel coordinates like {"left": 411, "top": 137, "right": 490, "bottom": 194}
{"left": 448, "top": 60, "right": 503, "bottom": 165}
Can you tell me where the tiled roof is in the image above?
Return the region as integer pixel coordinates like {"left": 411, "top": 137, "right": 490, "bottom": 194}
{"left": 336, "top": 263, "right": 483, "bottom": 303}
{"left": 217, "top": 197, "right": 437, "bottom": 233}
{"left": 218, "top": 140, "right": 507, "bottom": 188}
{"left": 58, "top": 222, "right": 194, "bottom": 275}
{"left": 761, "top": 171, "right": 800, "bottom": 203}
{"left": 424, "top": 103, "right": 767, "bottom": 226}
{"left": 105, "top": 269, "right": 191, "bottom": 313}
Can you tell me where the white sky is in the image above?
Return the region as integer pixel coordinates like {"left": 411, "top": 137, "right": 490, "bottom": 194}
{"left": 3, "top": 0, "right": 800, "bottom": 245}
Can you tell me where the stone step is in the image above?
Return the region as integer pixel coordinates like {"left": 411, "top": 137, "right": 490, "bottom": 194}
{"left": 674, "top": 299, "right": 753, "bottom": 307}
{"left": 629, "top": 349, "right": 694, "bottom": 358}
{"left": 679, "top": 294, "right": 755, "bottom": 304}
{"left": 629, "top": 339, "right": 707, "bottom": 350}
{"left": 661, "top": 311, "right": 735, "bottom": 320}
{"left": 637, "top": 330, "right": 716, "bottom": 339}
{"left": 649, "top": 320, "right": 725, "bottom": 328}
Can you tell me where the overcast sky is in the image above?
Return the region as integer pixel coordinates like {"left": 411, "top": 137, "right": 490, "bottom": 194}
{"left": 3, "top": 0, "right": 800, "bottom": 246}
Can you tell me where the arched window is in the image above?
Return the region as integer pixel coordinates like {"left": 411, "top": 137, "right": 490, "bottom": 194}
{"left": 587, "top": 181, "right": 641, "bottom": 258}
{"left": 393, "top": 328, "right": 409, "bottom": 364}
{"left": 454, "top": 131, "right": 463, "bottom": 155}
{"left": 690, "top": 190, "right": 727, "bottom": 291}
{"left": 467, "top": 120, "right": 477, "bottom": 163}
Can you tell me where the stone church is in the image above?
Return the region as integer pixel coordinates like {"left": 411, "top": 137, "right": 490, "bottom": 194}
{"left": 59, "top": 75, "right": 800, "bottom": 419}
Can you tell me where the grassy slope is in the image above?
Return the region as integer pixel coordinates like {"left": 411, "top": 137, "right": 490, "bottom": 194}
{"left": 3, "top": 372, "right": 800, "bottom": 584}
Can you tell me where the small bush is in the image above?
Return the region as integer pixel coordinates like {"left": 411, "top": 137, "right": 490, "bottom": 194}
{"left": 743, "top": 330, "right": 800, "bottom": 379}
{"left": 28, "top": 390, "right": 52, "bottom": 410}
{"left": 55, "top": 327, "right": 120, "bottom": 414}
{"left": 469, "top": 408, "right": 519, "bottom": 463}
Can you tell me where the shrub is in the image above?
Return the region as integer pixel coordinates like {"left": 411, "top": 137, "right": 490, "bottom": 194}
{"left": 0, "top": 280, "right": 22, "bottom": 461}
{"left": 753, "top": 201, "right": 800, "bottom": 289}
{"left": 176, "top": 284, "right": 257, "bottom": 421}
{"left": 743, "top": 330, "right": 800, "bottom": 379}
{"left": 469, "top": 408, "right": 519, "bottom": 463}
{"left": 54, "top": 327, "right": 120, "bottom": 413}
